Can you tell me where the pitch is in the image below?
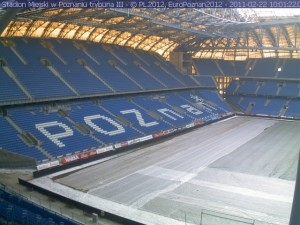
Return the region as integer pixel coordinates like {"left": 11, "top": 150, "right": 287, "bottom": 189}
{"left": 29, "top": 116, "right": 300, "bottom": 225}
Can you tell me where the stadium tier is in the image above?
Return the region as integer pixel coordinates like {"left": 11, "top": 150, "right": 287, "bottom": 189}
{"left": 0, "top": 37, "right": 231, "bottom": 167}
{"left": 0, "top": 115, "right": 47, "bottom": 161}
{"left": 191, "top": 75, "right": 217, "bottom": 87}
{"left": 1, "top": 37, "right": 299, "bottom": 170}
{"left": 285, "top": 99, "right": 300, "bottom": 118}
{"left": 0, "top": 69, "right": 28, "bottom": 104}
{"left": 1, "top": 90, "right": 231, "bottom": 164}
{"left": 225, "top": 79, "right": 300, "bottom": 118}
{"left": 194, "top": 58, "right": 300, "bottom": 78}
{"left": 0, "top": 38, "right": 202, "bottom": 105}
{"left": 226, "top": 79, "right": 300, "bottom": 97}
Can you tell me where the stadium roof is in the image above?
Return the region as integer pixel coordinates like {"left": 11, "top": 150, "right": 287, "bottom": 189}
{"left": 0, "top": 7, "right": 299, "bottom": 59}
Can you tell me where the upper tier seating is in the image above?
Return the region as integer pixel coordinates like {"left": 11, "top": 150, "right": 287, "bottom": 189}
{"left": 193, "top": 58, "right": 300, "bottom": 78}
{"left": 46, "top": 39, "right": 113, "bottom": 96}
{"left": 0, "top": 38, "right": 205, "bottom": 105}
{"left": 0, "top": 69, "right": 28, "bottom": 104}
{"left": 1, "top": 39, "right": 75, "bottom": 99}
{"left": 135, "top": 50, "right": 198, "bottom": 87}
{"left": 192, "top": 75, "right": 216, "bottom": 88}
{"left": 277, "top": 59, "right": 300, "bottom": 79}
{"left": 246, "top": 58, "right": 279, "bottom": 77}
{"left": 193, "top": 59, "right": 221, "bottom": 76}
{"left": 82, "top": 42, "right": 143, "bottom": 92}
{"left": 106, "top": 46, "right": 166, "bottom": 90}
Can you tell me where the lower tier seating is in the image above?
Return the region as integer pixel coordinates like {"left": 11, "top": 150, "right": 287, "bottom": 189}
{"left": 0, "top": 187, "right": 79, "bottom": 225}
{"left": 226, "top": 95, "right": 300, "bottom": 119}
{"left": 1, "top": 89, "right": 232, "bottom": 163}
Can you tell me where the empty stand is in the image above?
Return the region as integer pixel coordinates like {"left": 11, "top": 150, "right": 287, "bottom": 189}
{"left": 0, "top": 37, "right": 209, "bottom": 106}
{"left": 279, "top": 82, "right": 300, "bottom": 97}
{"left": 193, "top": 58, "right": 300, "bottom": 79}
{"left": 256, "top": 81, "right": 278, "bottom": 96}
{"left": 177, "top": 91, "right": 225, "bottom": 121}
{"left": 0, "top": 115, "right": 47, "bottom": 161}
{"left": 101, "top": 97, "right": 172, "bottom": 134}
{"left": 277, "top": 59, "right": 300, "bottom": 79}
{"left": 132, "top": 95, "right": 191, "bottom": 127}
{"left": 1, "top": 88, "right": 232, "bottom": 164}
{"left": 9, "top": 108, "right": 101, "bottom": 159}
{"left": 49, "top": 40, "right": 113, "bottom": 95}
{"left": 0, "top": 68, "right": 28, "bottom": 104}
{"left": 236, "top": 80, "right": 259, "bottom": 95}
{"left": 285, "top": 99, "right": 300, "bottom": 118}
{"left": 67, "top": 102, "right": 142, "bottom": 145}
{"left": 193, "top": 59, "right": 221, "bottom": 76}
{"left": 192, "top": 75, "right": 216, "bottom": 88}
{"left": 247, "top": 58, "right": 278, "bottom": 78}
{"left": 83, "top": 42, "right": 144, "bottom": 92}
{"left": 225, "top": 78, "right": 300, "bottom": 118}
{"left": 0, "top": 187, "right": 79, "bottom": 225}
{"left": 2, "top": 39, "right": 76, "bottom": 99}
{"left": 194, "top": 90, "right": 232, "bottom": 112}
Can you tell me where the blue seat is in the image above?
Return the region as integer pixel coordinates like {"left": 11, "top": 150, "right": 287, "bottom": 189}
{"left": 0, "top": 188, "right": 79, "bottom": 225}
{"left": 102, "top": 98, "right": 172, "bottom": 134}
{"left": 193, "top": 59, "right": 221, "bottom": 76}
{"left": 0, "top": 115, "right": 47, "bottom": 161}
{"left": 0, "top": 69, "right": 28, "bottom": 104}
{"left": 4, "top": 39, "right": 75, "bottom": 99}
{"left": 9, "top": 108, "right": 101, "bottom": 158}
{"left": 68, "top": 102, "right": 142, "bottom": 145}
{"left": 132, "top": 95, "right": 191, "bottom": 127}
{"left": 285, "top": 100, "right": 300, "bottom": 118}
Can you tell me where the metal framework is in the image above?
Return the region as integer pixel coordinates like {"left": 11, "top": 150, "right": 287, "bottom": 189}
{"left": 0, "top": 7, "right": 299, "bottom": 59}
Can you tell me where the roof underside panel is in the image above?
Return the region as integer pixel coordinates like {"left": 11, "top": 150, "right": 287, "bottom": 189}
{"left": 0, "top": 8, "right": 299, "bottom": 59}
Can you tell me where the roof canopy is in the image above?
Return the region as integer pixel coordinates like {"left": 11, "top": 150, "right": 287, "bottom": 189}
{"left": 1, "top": 7, "right": 299, "bottom": 59}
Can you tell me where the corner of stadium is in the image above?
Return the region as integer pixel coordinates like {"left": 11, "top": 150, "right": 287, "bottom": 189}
{"left": 0, "top": 5, "right": 300, "bottom": 225}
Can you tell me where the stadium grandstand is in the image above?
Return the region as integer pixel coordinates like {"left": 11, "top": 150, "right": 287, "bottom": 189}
{"left": 0, "top": 4, "right": 300, "bottom": 225}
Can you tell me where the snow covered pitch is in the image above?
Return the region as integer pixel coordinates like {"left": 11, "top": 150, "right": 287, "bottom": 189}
{"left": 30, "top": 116, "right": 300, "bottom": 225}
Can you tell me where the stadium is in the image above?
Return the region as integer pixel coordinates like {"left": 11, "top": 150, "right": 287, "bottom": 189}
{"left": 0, "top": 4, "right": 300, "bottom": 225}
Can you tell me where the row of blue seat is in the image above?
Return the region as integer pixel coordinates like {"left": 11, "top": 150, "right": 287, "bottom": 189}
{"left": 0, "top": 188, "right": 79, "bottom": 225}
{"left": 0, "top": 89, "right": 231, "bottom": 162}
{"left": 226, "top": 79, "right": 300, "bottom": 97}
{"left": 226, "top": 96, "right": 300, "bottom": 118}
{"left": 194, "top": 58, "right": 300, "bottom": 78}
{"left": 0, "top": 38, "right": 207, "bottom": 105}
